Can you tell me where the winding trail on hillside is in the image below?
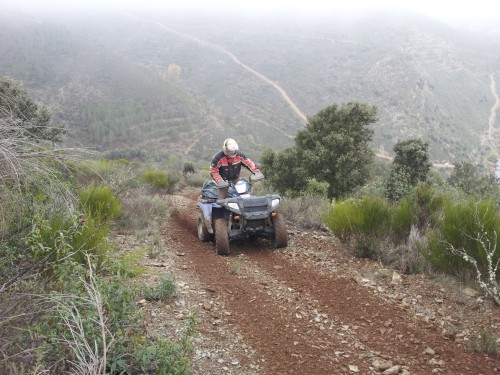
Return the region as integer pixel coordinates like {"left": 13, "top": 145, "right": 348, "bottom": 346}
{"left": 126, "top": 13, "right": 308, "bottom": 125}
{"left": 488, "top": 72, "right": 500, "bottom": 146}
{"left": 154, "top": 21, "right": 308, "bottom": 124}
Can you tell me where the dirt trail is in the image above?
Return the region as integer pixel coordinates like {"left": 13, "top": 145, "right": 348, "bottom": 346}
{"left": 126, "top": 13, "right": 308, "bottom": 124}
{"left": 144, "top": 189, "right": 500, "bottom": 375}
{"left": 488, "top": 72, "right": 500, "bottom": 145}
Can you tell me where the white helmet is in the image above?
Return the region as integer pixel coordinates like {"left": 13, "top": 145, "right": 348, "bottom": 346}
{"left": 223, "top": 138, "right": 239, "bottom": 158}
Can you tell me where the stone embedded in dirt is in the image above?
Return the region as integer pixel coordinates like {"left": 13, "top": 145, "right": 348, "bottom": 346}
{"left": 203, "top": 299, "right": 212, "bottom": 310}
{"left": 429, "top": 358, "right": 445, "bottom": 366}
{"left": 391, "top": 271, "right": 402, "bottom": 284}
{"left": 147, "top": 262, "right": 167, "bottom": 267}
{"left": 372, "top": 358, "right": 393, "bottom": 370}
{"left": 348, "top": 364, "right": 359, "bottom": 372}
{"left": 137, "top": 299, "right": 147, "bottom": 305}
{"left": 463, "top": 287, "right": 480, "bottom": 297}
{"left": 382, "top": 365, "right": 402, "bottom": 374}
{"left": 424, "top": 347, "right": 436, "bottom": 355}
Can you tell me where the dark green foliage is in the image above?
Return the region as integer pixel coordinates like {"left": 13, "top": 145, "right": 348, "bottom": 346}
{"left": 413, "top": 183, "right": 444, "bottom": 229}
{"left": 0, "top": 77, "right": 65, "bottom": 143}
{"left": 304, "top": 178, "right": 330, "bottom": 198}
{"left": 385, "top": 139, "right": 431, "bottom": 202}
{"left": 384, "top": 167, "right": 413, "bottom": 202}
{"left": 261, "top": 147, "right": 309, "bottom": 196}
{"left": 389, "top": 196, "right": 415, "bottom": 242}
{"left": 393, "top": 139, "right": 431, "bottom": 185}
{"left": 263, "top": 102, "right": 377, "bottom": 198}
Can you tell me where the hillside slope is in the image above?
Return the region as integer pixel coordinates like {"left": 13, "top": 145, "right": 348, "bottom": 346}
{"left": 0, "top": 8, "right": 499, "bottom": 165}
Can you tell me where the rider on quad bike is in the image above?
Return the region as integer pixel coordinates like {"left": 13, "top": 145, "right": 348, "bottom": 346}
{"left": 210, "top": 138, "right": 264, "bottom": 199}
{"left": 198, "top": 138, "right": 287, "bottom": 255}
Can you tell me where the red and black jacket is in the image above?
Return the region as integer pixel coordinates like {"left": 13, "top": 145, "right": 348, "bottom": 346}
{"left": 210, "top": 150, "right": 260, "bottom": 184}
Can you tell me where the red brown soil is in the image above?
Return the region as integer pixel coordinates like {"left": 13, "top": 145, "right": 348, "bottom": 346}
{"left": 140, "top": 190, "right": 500, "bottom": 375}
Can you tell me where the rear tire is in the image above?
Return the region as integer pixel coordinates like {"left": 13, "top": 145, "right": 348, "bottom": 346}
{"left": 215, "top": 218, "right": 230, "bottom": 255}
{"left": 273, "top": 213, "right": 288, "bottom": 248}
{"left": 197, "top": 213, "right": 213, "bottom": 242}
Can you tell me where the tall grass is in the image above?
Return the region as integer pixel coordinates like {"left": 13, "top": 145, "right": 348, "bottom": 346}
{"left": 78, "top": 185, "right": 121, "bottom": 224}
{"left": 324, "top": 196, "right": 390, "bottom": 241}
{"left": 142, "top": 169, "right": 170, "bottom": 189}
{"left": 425, "top": 199, "right": 500, "bottom": 277}
{"left": 324, "top": 182, "right": 500, "bottom": 290}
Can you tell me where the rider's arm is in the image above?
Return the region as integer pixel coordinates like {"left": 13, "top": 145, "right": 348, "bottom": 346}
{"left": 240, "top": 154, "right": 260, "bottom": 174}
{"left": 210, "top": 151, "right": 225, "bottom": 184}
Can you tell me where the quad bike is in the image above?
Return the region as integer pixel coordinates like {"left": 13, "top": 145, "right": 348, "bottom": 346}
{"left": 197, "top": 176, "right": 288, "bottom": 255}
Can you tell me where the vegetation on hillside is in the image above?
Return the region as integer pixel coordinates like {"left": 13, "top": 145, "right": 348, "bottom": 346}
{"left": 258, "top": 99, "right": 500, "bottom": 308}
{"left": 0, "top": 76, "right": 195, "bottom": 374}
{"left": 1, "top": 11, "right": 498, "bottom": 165}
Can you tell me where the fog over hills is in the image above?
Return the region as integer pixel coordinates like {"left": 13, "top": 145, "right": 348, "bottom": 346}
{"left": 0, "top": 4, "right": 499, "bottom": 166}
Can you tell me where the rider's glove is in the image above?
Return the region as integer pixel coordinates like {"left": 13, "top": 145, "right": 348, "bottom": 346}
{"left": 216, "top": 180, "right": 229, "bottom": 188}
{"left": 251, "top": 172, "right": 264, "bottom": 181}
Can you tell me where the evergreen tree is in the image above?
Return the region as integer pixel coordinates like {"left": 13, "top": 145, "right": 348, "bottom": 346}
{"left": 384, "top": 139, "right": 431, "bottom": 202}
{"left": 262, "top": 102, "right": 377, "bottom": 198}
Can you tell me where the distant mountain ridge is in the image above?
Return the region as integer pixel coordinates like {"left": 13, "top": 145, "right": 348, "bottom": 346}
{"left": 0, "top": 8, "right": 498, "bottom": 166}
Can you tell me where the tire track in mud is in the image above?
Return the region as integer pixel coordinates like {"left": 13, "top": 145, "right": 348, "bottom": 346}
{"left": 169, "top": 199, "right": 500, "bottom": 375}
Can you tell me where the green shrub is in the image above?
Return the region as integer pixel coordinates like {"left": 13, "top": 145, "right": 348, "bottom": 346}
{"left": 384, "top": 167, "right": 412, "bottom": 202}
{"left": 324, "top": 196, "right": 390, "bottom": 241}
{"left": 413, "top": 184, "right": 444, "bottom": 229}
{"left": 143, "top": 276, "right": 177, "bottom": 302}
{"left": 136, "top": 337, "right": 193, "bottom": 375}
{"left": 78, "top": 185, "right": 121, "bottom": 223}
{"left": 390, "top": 196, "right": 415, "bottom": 242}
{"left": 184, "top": 174, "right": 207, "bottom": 188}
{"left": 26, "top": 210, "right": 112, "bottom": 273}
{"left": 424, "top": 199, "right": 500, "bottom": 277}
{"left": 142, "top": 169, "right": 170, "bottom": 189}
{"left": 324, "top": 199, "right": 362, "bottom": 241}
{"left": 136, "top": 314, "right": 195, "bottom": 375}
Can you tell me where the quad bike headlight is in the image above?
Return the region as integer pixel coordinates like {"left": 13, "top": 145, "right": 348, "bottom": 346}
{"left": 228, "top": 202, "right": 241, "bottom": 213}
{"left": 271, "top": 198, "right": 280, "bottom": 208}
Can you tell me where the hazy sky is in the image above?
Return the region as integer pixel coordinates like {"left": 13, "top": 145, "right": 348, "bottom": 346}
{"left": 3, "top": 0, "right": 500, "bottom": 23}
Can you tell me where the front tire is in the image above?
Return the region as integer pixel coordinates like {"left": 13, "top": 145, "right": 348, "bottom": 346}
{"left": 197, "top": 213, "right": 213, "bottom": 242}
{"left": 272, "top": 213, "right": 288, "bottom": 248}
{"left": 215, "top": 218, "right": 230, "bottom": 255}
